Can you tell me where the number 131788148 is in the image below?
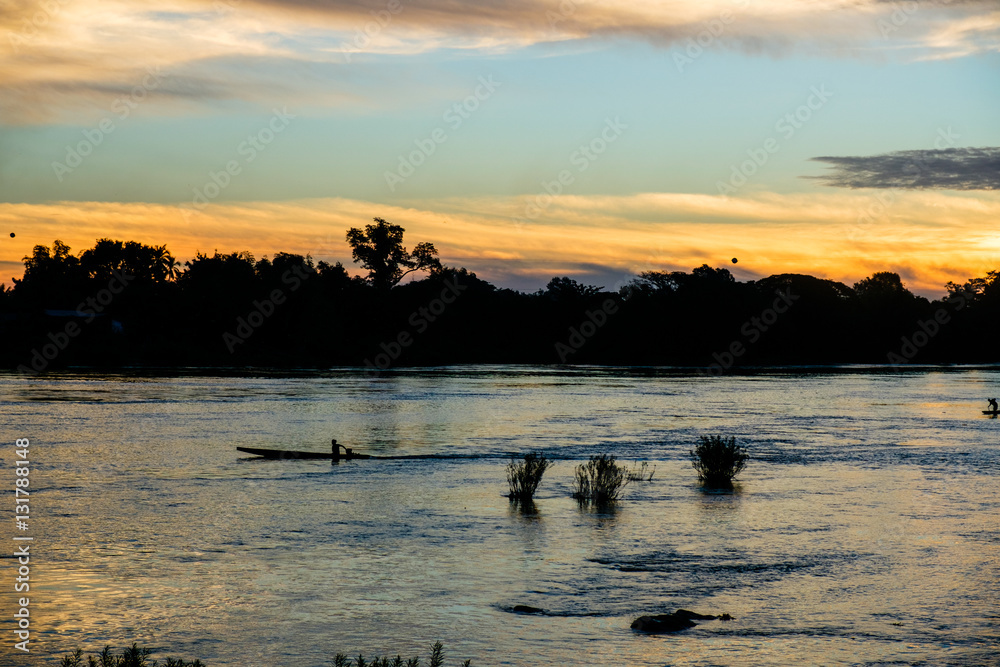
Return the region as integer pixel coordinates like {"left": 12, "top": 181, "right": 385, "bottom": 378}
{"left": 14, "top": 438, "right": 30, "bottom": 525}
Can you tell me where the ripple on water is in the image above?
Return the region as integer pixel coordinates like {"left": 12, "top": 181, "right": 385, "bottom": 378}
{"left": 2, "top": 367, "right": 999, "bottom": 666}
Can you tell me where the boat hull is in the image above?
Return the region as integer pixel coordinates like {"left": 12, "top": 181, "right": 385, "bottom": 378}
{"left": 984, "top": 410, "right": 1000, "bottom": 416}
{"left": 237, "top": 446, "right": 370, "bottom": 460}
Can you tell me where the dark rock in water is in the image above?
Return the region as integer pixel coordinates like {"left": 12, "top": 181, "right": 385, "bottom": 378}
{"left": 631, "top": 610, "right": 734, "bottom": 633}
{"left": 674, "top": 609, "right": 718, "bottom": 621}
{"left": 630, "top": 613, "right": 697, "bottom": 633}
{"left": 512, "top": 605, "right": 545, "bottom": 615}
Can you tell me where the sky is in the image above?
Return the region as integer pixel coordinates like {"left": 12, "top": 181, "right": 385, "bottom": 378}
{"left": 1, "top": 0, "right": 999, "bottom": 297}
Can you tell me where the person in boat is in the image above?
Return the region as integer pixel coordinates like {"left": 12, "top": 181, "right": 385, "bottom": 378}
{"left": 331, "top": 438, "right": 354, "bottom": 461}
{"left": 989, "top": 398, "right": 999, "bottom": 412}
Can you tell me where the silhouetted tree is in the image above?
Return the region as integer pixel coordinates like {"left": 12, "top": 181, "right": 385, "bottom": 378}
{"left": 14, "top": 240, "right": 87, "bottom": 307}
{"left": 542, "top": 276, "right": 603, "bottom": 303}
{"left": 177, "top": 250, "right": 258, "bottom": 318}
{"left": 180, "top": 251, "right": 256, "bottom": 287}
{"left": 4, "top": 234, "right": 1000, "bottom": 369}
{"left": 632, "top": 264, "right": 735, "bottom": 295}
{"left": 631, "top": 270, "right": 680, "bottom": 293}
{"left": 163, "top": 253, "right": 182, "bottom": 281}
{"left": 691, "top": 264, "right": 735, "bottom": 284}
{"left": 346, "top": 218, "right": 441, "bottom": 291}
{"left": 853, "top": 271, "right": 914, "bottom": 305}
{"left": 316, "top": 260, "right": 360, "bottom": 291}
{"left": 947, "top": 271, "right": 1000, "bottom": 306}
{"left": 20, "top": 240, "right": 80, "bottom": 283}
{"left": 255, "top": 252, "right": 315, "bottom": 286}
{"left": 79, "top": 239, "right": 176, "bottom": 283}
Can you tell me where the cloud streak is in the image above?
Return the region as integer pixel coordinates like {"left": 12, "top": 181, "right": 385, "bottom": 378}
{"left": 809, "top": 147, "right": 1000, "bottom": 190}
{"left": 2, "top": 0, "right": 998, "bottom": 123}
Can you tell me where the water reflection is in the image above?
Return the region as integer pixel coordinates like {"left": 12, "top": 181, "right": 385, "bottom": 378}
{"left": 697, "top": 481, "right": 744, "bottom": 496}
{"left": 575, "top": 499, "right": 622, "bottom": 527}
{"left": 3, "top": 368, "right": 999, "bottom": 666}
{"left": 508, "top": 499, "right": 540, "bottom": 521}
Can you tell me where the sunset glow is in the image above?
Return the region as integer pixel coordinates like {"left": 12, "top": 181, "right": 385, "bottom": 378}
{"left": 3, "top": 0, "right": 998, "bottom": 296}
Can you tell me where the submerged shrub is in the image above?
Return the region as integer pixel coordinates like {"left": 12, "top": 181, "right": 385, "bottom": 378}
{"left": 626, "top": 461, "right": 655, "bottom": 482}
{"left": 332, "top": 641, "right": 470, "bottom": 667}
{"left": 506, "top": 452, "right": 550, "bottom": 501}
{"left": 60, "top": 644, "right": 203, "bottom": 667}
{"left": 690, "top": 435, "right": 748, "bottom": 486}
{"left": 572, "top": 454, "right": 629, "bottom": 503}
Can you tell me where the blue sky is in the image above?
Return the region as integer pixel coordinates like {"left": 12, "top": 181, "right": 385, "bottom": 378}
{"left": 1, "top": 0, "right": 998, "bottom": 294}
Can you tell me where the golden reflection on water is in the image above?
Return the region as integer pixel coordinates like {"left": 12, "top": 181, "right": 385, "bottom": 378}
{"left": 1, "top": 367, "right": 998, "bottom": 665}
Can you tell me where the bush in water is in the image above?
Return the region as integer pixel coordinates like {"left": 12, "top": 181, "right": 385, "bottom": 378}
{"left": 572, "top": 454, "right": 629, "bottom": 503}
{"left": 690, "top": 435, "right": 748, "bottom": 487}
{"left": 506, "top": 452, "right": 551, "bottom": 501}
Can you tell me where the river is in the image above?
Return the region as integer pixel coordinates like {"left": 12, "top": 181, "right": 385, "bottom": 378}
{"left": 1, "top": 366, "right": 998, "bottom": 666}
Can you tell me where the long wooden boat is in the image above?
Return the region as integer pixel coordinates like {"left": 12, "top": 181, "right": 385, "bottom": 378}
{"left": 237, "top": 446, "right": 371, "bottom": 460}
{"left": 984, "top": 410, "right": 1000, "bottom": 416}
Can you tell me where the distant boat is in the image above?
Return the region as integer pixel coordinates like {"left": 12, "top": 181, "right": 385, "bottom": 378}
{"left": 983, "top": 410, "right": 1000, "bottom": 416}
{"left": 237, "top": 445, "right": 371, "bottom": 460}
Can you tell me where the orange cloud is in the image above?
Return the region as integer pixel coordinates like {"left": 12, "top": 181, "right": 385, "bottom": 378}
{"left": 2, "top": 190, "right": 998, "bottom": 296}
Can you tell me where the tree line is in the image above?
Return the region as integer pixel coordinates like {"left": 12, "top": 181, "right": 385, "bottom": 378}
{"left": 2, "top": 219, "right": 998, "bottom": 371}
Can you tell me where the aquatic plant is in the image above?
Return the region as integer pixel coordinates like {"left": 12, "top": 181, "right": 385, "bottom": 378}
{"left": 690, "top": 435, "right": 748, "bottom": 486}
{"left": 506, "top": 452, "right": 550, "bottom": 501}
{"left": 60, "top": 644, "right": 204, "bottom": 667}
{"left": 332, "top": 641, "right": 470, "bottom": 666}
{"left": 572, "top": 453, "right": 629, "bottom": 503}
{"left": 626, "top": 460, "right": 655, "bottom": 482}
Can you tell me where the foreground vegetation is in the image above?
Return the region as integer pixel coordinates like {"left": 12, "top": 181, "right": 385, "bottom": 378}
{"left": 506, "top": 452, "right": 550, "bottom": 501}
{"left": 59, "top": 642, "right": 473, "bottom": 667}
{"left": 3, "top": 222, "right": 997, "bottom": 369}
{"left": 60, "top": 644, "right": 203, "bottom": 667}
{"left": 690, "top": 435, "right": 749, "bottom": 487}
{"left": 626, "top": 461, "right": 655, "bottom": 482}
{"left": 572, "top": 454, "right": 630, "bottom": 503}
{"left": 333, "top": 641, "right": 470, "bottom": 667}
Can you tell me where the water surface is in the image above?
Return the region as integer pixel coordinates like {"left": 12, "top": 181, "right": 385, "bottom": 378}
{"left": 1, "top": 366, "right": 998, "bottom": 666}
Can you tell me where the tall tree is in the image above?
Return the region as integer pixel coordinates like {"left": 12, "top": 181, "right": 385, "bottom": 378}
{"left": 346, "top": 218, "right": 441, "bottom": 291}
{"left": 21, "top": 240, "right": 80, "bottom": 283}
{"left": 15, "top": 240, "right": 87, "bottom": 306}
{"left": 853, "top": 271, "right": 915, "bottom": 307}
{"left": 79, "top": 239, "right": 177, "bottom": 283}
{"left": 542, "top": 276, "right": 603, "bottom": 303}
